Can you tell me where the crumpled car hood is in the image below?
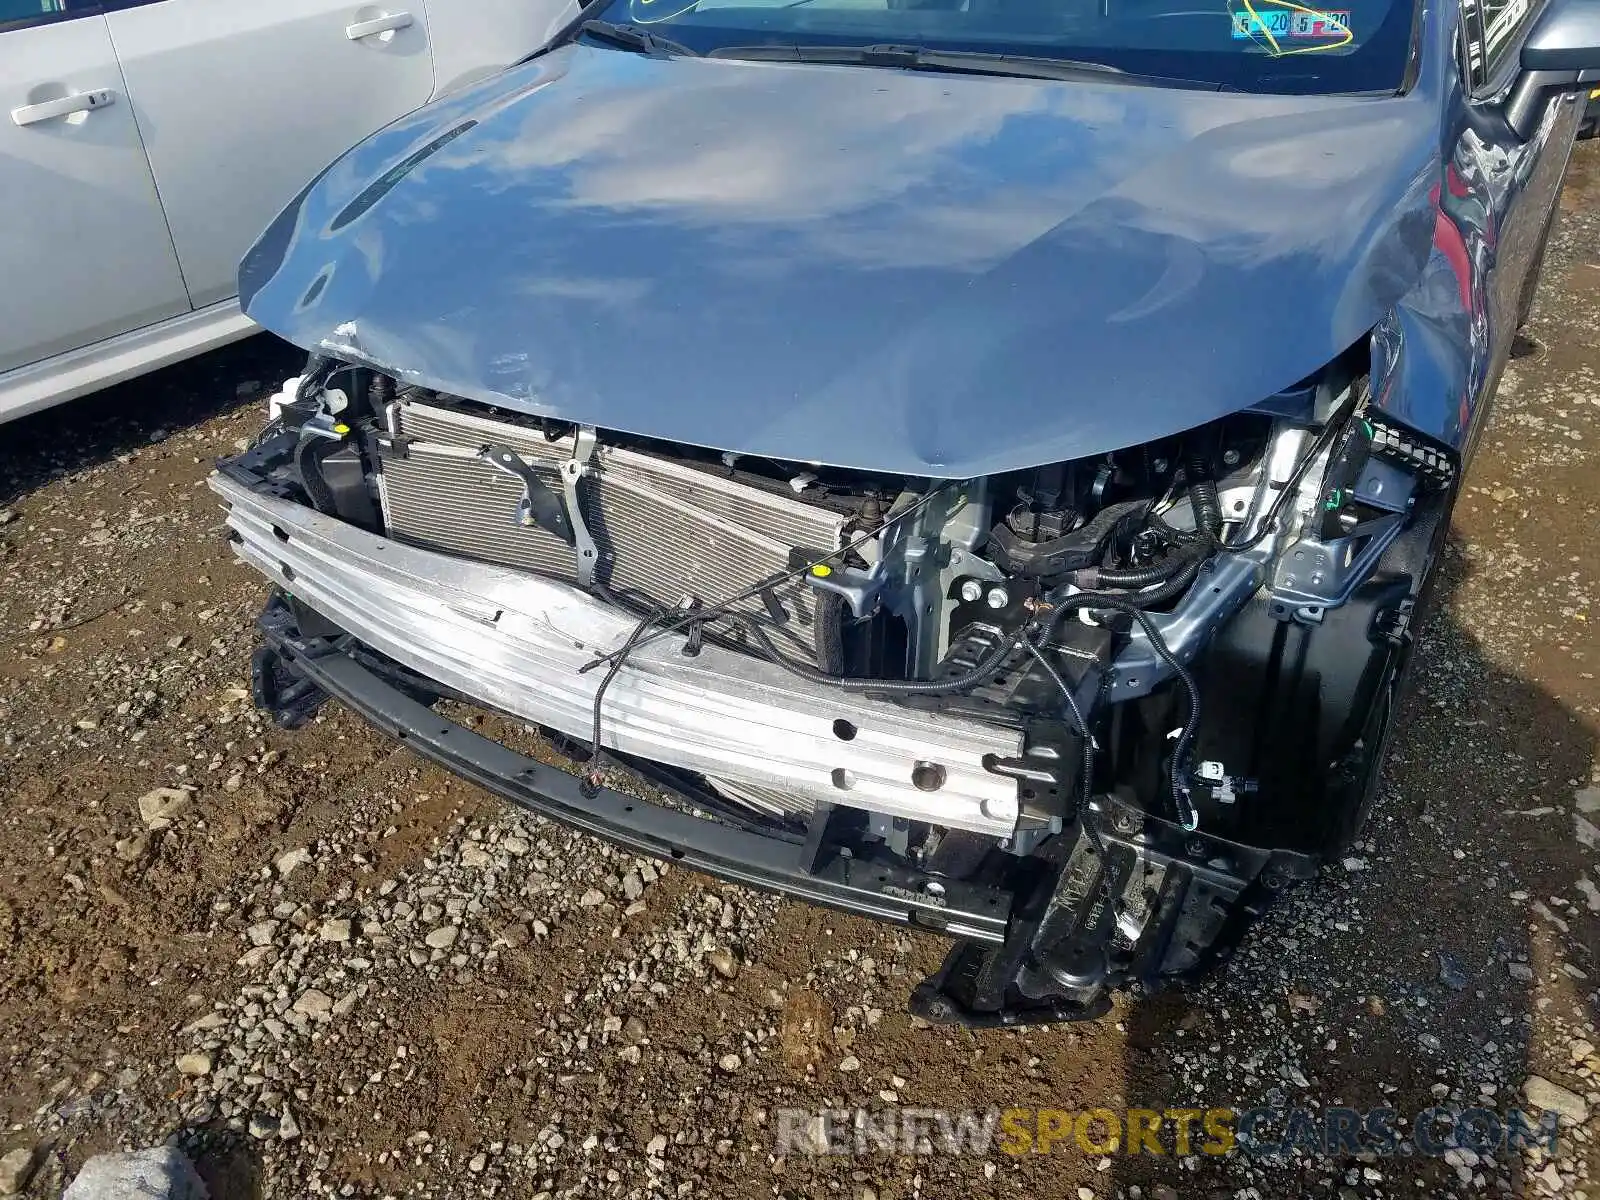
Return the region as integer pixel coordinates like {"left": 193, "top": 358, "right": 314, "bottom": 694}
{"left": 240, "top": 43, "right": 1441, "bottom": 477}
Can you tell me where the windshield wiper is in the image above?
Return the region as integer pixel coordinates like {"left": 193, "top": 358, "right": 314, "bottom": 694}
{"left": 709, "top": 43, "right": 1222, "bottom": 89}
{"left": 580, "top": 19, "right": 697, "bottom": 57}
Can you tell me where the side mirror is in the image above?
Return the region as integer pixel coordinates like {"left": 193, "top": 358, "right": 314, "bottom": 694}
{"left": 1507, "top": 0, "right": 1600, "bottom": 137}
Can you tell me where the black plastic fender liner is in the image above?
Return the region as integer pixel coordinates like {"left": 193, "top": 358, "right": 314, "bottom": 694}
{"left": 253, "top": 600, "right": 1014, "bottom": 944}
{"left": 1181, "top": 484, "right": 1454, "bottom": 857}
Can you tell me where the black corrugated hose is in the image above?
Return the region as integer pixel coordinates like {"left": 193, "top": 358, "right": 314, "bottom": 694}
{"left": 1186, "top": 454, "right": 1224, "bottom": 538}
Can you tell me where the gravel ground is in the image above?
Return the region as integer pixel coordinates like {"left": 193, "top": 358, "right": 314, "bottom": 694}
{"left": 1, "top": 144, "right": 1598, "bottom": 1200}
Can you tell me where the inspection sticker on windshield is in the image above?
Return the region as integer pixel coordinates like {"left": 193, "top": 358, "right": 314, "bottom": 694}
{"left": 1231, "top": 7, "right": 1350, "bottom": 38}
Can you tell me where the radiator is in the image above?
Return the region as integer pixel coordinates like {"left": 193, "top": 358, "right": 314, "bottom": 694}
{"left": 375, "top": 400, "right": 847, "bottom": 656}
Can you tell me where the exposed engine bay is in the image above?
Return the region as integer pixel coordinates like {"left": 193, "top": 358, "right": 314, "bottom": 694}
{"left": 216, "top": 349, "right": 1455, "bottom": 1025}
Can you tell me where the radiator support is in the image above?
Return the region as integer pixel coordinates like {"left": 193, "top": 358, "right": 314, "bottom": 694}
{"left": 374, "top": 400, "right": 848, "bottom": 660}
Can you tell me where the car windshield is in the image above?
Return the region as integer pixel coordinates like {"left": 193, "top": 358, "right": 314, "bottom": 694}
{"left": 582, "top": 0, "right": 1417, "bottom": 93}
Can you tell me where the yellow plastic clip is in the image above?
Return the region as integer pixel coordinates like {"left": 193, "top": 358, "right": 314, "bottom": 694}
{"left": 810, "top": 563, "right": 832, "bottom": 578}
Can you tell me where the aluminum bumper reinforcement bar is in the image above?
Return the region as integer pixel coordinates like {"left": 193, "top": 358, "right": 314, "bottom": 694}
{"left": 210, "top": 473, "right": 1024, "bottom": 837}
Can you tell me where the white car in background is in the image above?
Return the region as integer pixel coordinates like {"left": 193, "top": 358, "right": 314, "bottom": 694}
{"left": 0, "top": 0, "right": 572, "bottom": 425}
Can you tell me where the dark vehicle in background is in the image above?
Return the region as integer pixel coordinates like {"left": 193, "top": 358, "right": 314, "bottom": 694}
{"left": 213, "top": 0, "right": 1598, "bottom": 1025}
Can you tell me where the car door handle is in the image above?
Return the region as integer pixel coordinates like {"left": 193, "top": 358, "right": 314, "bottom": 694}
{"left": 11, "top": 88, "right": 114, "bottom": 127}
{"left": 345, "top": 11, "right": 413, "bottom": 39}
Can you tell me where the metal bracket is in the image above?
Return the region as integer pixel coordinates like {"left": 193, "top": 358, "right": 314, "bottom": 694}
{"left": 563, "top": 426, "right": 600, "bottom": 588}
{"left": 368, "top": 431, "right": 411, "bottom": 461}
{"left": 1268, "top": 510, "right": 1409, "bottom": 625}
{"left": 485, "top": 444, "right": 576, "bottom": 547}
{"left": 805, "top": 556, "right": 888, "bottom": 618}
{"left": 1265, "top": 421, "right": 1416, "bottom": 625}
{"left": 292, "top": 410, "right": 347, "bottom": 441}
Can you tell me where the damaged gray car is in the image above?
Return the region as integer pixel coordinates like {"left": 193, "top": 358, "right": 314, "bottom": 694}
{"left": 213, "top": 0, "right": 1597, "bottom": 1024}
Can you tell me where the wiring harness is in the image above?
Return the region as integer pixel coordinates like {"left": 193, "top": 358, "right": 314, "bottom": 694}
{"left": 557, "top": 393, "right": 1362, "bottom": 842}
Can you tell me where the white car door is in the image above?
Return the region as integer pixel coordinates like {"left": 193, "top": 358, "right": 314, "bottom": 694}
{"left": 105, "top": 0, "right": 437, "bottom": 309}
{"left": 0, "top": 4, "right": 189, "bottom": 379}
{"left": 422, "top": 0, "right": 576, "bottom": 93}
